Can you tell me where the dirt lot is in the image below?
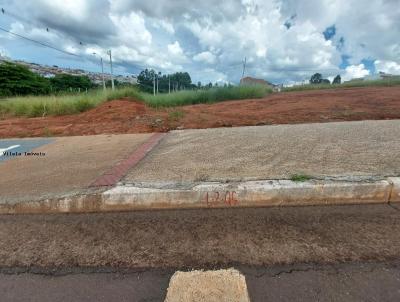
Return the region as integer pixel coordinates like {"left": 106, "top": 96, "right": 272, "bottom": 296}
{"left": 1, "top": 86, "right": 400, "bottom": 138}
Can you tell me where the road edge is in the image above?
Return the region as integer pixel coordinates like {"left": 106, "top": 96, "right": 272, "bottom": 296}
{"left": 0, "top": 177, "right": 399, "bottom": 214}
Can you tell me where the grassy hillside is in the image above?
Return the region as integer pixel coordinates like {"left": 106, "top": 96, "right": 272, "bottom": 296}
{"left": 283, "top": 78, "right": 400, "bottom": 92}
{"left": 143, "top": 85, "right": 272, "bottom": 107}
{"left": 0, "top": 88, "right": 142, "bottom": 117}
{"left": 2, "top": 78, "right": 398, "bottom": 118}
{"left": 0, "top": 85, "right": 272, "bottom": 117}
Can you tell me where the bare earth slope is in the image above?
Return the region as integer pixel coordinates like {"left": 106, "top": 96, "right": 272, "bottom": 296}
{"left": 1, "top": 86, "right": 399, "bottom": 138}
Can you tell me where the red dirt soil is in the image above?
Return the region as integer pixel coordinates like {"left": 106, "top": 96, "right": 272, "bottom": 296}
{"left": 1, "top": 86, "right": 400, "bottom": 138}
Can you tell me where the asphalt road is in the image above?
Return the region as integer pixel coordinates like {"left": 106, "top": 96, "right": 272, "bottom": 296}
{"left": 1, "top": 261, "right": 400, "bottom": 302}
{"left": 1, "top": 204, "right": 400, "bottom": 301}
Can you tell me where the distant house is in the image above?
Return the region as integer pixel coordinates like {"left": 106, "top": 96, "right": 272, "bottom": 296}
{"left": 346, "top": 72, "right": 400, "bottom": 83}
{"left": 378, "top": 72, "right": 400, "bottom": 80}
{"left": 240, "top": 76, "right": 273, "bottom": 88}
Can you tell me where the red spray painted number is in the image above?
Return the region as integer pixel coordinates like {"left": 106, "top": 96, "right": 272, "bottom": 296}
{"left": 204, "top": 191, "right": 239, "bottom": 207}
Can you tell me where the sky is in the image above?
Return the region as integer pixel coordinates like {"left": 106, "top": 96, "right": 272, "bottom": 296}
{"left": 0, "top": 0, "right": 399, "bottom": 85}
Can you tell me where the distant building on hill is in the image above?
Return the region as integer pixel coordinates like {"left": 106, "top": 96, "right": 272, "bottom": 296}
{"left": 0, "top": 57, "right": 138, "bottom": 85}
{"left": 240, "top": 76, "right": 273, "bottom": 88}
{"left": 378, "top": 71, "right": 400, "bottom": 80}
{"left": 345, "top": 72, "right": 400, "bottom": 83}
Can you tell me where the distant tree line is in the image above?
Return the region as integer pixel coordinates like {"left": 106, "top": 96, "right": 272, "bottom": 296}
{"left": 0, "top": 62, "right": 102, "bottom": 97}
{"left": 137, "top": 69, "right": 196, "bottom": 93}
{"left": 0, "top": 62, "right": 51, "bottom": 96}
{"left": 310, "top": 73, "right": 341, "bottom": 85}
{"left": 137, "top": 69, "right": 228, "bottom": 93}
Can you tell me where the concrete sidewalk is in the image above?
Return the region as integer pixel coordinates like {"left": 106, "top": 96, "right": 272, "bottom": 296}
{"left": 1, "top": 120, "right": 400, "bottom": 213}
{"left": 125, "top": 119, "right": 400, "bottom": 182}
{"left": 0, "top": 134, "right": 152, "bottom": 203}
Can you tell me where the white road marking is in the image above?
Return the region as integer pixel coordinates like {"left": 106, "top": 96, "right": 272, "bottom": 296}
{"left": 0, "top": 145, "right": 20, "bottom": 157}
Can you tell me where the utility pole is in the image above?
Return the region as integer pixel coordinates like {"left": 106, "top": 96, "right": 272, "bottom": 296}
{"left": 168, "top": 75, "right": 171, "bottom": 94}
{"left": 92, "top": 53, "right": 106, "bottom": 90}
{"left": 107, "top": 50, "right": 115, "bottom": 90}
{"left": 241, "top": 56, "right": 247, "bottom": 83}
{"left": 156, "top": 73, "right": 159, "bottom": 94}
{"left": 100, "top": 57, "right": 106, "bottom": 90}
{"left": 153, "top": 72, "right": 156, "bottom": 96}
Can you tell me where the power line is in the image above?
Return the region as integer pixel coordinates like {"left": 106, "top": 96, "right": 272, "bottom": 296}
{"left": 1, "top": 7, "right": 44, "bottom": 32}
{"left": 0, "top": 26, "right": 81, "bottom": 57}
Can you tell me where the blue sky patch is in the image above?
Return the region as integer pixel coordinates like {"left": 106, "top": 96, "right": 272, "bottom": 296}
{"left": 361, "top": 59, "right": 376, "bottom": 73}
{"left": 323, "top": 25, "right": 336, "bottom": 40}
{"left": 339, "top": 54, "right": 351, "bottom": 69}
{"left": 284, "top": 14, "right": 297, "bottom": 29}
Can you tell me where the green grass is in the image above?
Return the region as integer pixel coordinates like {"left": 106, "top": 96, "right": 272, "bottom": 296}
{"left": 290, "top": 174, "right": 313, "bottom": 182}
{"left": 0, "top": 87, "right": 142, "bottom": 117}
{"left": 142, "top": 85, "right": 272, "bottom": 108}
{"left": 282, "top": 78, "right": 400, "bottom": 92}
{"left": 7, "top": 77, "right": 399, "bottom": 117}
{"left": 0, "top": 85, "right": 271, "bottom": 117}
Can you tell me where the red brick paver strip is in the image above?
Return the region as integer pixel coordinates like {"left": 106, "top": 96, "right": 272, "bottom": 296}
{"left": 90, "top": 133, "right": 167, "bottom": 187}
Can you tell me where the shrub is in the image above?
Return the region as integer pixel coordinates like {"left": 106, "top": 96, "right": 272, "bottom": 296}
{"left": 0, "top": 87, "right": 141, "bottom": 117}
{"left": 142, "top": 85, "right": 271, "bottom": 108}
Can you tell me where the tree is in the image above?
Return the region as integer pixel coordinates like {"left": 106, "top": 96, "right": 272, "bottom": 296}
{"left": 137, "top": 69, "right": 156, "bottom": 93}
{"left": 332, "top": 75, "right": 341, "bottom": 84}
{"left": 321, "top": 79, "right": 331, "bottom": 84}
{"left": 0, "top": 62, "right": 51, "bottom": 96}
{"left": 310, "top": 73, "right": 323, "bottom": 84}
{"left": 50, "top": 74, "right": 93, "bottom": 92}
{"left": 137, "top": 69, "right": 194, "bottom": 93}
{"left": 169, "top": 72, "right": 192, "bottom": 89}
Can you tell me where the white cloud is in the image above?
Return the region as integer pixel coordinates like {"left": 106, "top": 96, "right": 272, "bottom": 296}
{"left": 9, "top": 22, "right": 61, "bottom": 45}
{"left": 342, "top": 64, "right": 370, "bottom": 81}
{"left": 34, "top": 0, "right": 89, "bottom": 21}
{"left": 110, "top": 12, "right": 152, "bottom": 49}
{"left": 159, "top": 20, "right": 175, "bottom": 34}
{"left": 0, "top": 47, "right": 10, "bottom": 58}
{"left": 185, "top": 3, "right": 341, "bottom": 83}
{"left": 198, "top": 68, "right": 229, "bottom": 84}
{"left": 1, "top": 0, "right": 399, "bottom": 84}
{"left": 167, "top": 41, "right": 184, "bottom": 56}
{"left": 166, "top": 41, "right": 189, "bottom": 64}
{"left": 374, "top": 60, "right": 400, "bottom": 75}
{"left": 186, "top": 21, "right": 223, "bottom": 47}
{"left": 193, "top": 51, "right": 217, "bottom": 64}
{"left": 6, "top": 22, "right": 81, "bottom": 57}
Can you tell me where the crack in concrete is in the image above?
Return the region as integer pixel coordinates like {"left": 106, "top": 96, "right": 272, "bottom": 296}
{"left": 1, "top": 261, "right": 400, "bottom": 279}
{"left": 245, "top": 261, "right": 400, "bottom": 279}
{"left": 389, "top": 203, "right": 400, "bottom": 211}
{"left": 0, "top": 266, "right": 174, "bottom": 277}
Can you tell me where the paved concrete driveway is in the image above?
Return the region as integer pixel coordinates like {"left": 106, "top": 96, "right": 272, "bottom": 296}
{"left": 0, "top": 134, "right": 152, "bottom": 203}
{"left": 125, "top": 119, "right": 400, "bottom": 182}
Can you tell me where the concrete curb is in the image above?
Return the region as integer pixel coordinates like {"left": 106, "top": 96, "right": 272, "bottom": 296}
{"left": 0, "top": 178, "right": 399, "bottom": 214}
{"left": 388, "top": 177, "right": 400, "bottom": 202}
